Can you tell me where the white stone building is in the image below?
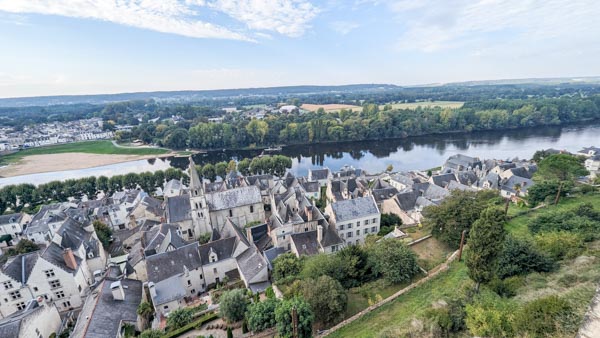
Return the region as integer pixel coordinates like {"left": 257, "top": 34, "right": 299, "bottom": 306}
{"left": 325, "top": 196, "right": 381, "bottom": 245}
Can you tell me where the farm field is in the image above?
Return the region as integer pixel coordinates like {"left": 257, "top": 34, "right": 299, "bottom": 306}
{"left": 301, "top": 103, "right": 363, "bottom": 112}
{"left": 381, "top": 100, "right": 465, "bottom": 110}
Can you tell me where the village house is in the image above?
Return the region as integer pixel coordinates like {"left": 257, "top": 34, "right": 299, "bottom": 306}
{"left": 0, "top": 213, "right": 31, "bottom": 247}
{"left": 325, "top": 196, "right": 381, "bottom": 245}
{"left": 0, "top": 300, "right": 61, "bottom": 338}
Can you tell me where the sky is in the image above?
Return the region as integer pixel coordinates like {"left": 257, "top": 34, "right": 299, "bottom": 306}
{"left": 1, "top": 0, "right": 600, "bottom": 98}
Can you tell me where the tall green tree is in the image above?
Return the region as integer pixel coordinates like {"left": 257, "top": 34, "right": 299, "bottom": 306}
{"left": 272, "top": 253, "right": 303, "bottom": 283}
{"left": 300, "top": 275, "right": 347, "bottom": 327}
{"left": 368, "top": 239, "right": 420, "bottom": 284}
{"left": 246, "top": 298, "right": 278, "bottom": 332}
{"left": 220, "top": 289, "right": 248, "bottom": 323}
{"left": 275, "top": 297, "right": 314, "bottom": 338}
{"left": 465, "top": 207, "right": 507, "bottom": 291}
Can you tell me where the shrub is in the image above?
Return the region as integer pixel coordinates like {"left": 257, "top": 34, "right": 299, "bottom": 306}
{"left": 220, "top": 289, "right": 248, "bottom": 323}
{"left": 465, "top": 295, "right": 515, "bottom": 337}
{"left": 272, "top": 253, "right": 303, "bottom": 283}
{"left": 246, "top": 298, "right": 278, "bottom": 332}
{"left": 166, "top": 308, "right": 193, "bottom": 330}
{"left": 534, "top": 231, "right": 585, "bottom": 260}
{"left": 368, "top": 239, "right": 420, "bottom": 284}
{"left": 514, "top": 295, "right": 571, "bottom": 337}
{"left": 275, "top": 297, "right": 314, "bottom": 338}
{"left": 496, "top": 236, "right": 555, "bottom": 279}
{"left": 139, "top": 329, "right": 163, "bottom": 338}
{"left": 265, "top": 286, "right": 275, "bottom": 299}
{"left": 226, "top": 327, "right": 233, "bottom": 338}
{"left": 423, "top": 298, "right": 466, "bottom": 335}
{"left": 300, "top": 275, "right": 347, "bottom": 326}
{"left": 162, "top": 312, "right": 218, "bottom": 338}
{"left": 488, "top": 276, "right": 523, "bottom": 298}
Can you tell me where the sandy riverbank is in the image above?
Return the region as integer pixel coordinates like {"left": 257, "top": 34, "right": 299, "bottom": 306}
{"left": 0, "top": 152, "right": 168, "bottom": 178}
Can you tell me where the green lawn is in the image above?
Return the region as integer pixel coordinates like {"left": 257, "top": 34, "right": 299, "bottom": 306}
{"left": 330, "top": 262, "right": 470, "bottom": 338}
{"left": 345, "top": 276, "right": 423, "bottom": 318}
{"left": 0, "top": 140, "right": 169, "bottom": 165}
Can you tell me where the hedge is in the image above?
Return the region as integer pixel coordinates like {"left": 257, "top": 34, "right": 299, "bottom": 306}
{"left": 161, "top": 312, "right": 218, "bottom": 338}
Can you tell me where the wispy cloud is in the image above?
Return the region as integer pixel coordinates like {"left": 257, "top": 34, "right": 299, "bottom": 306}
{"left": 206, "top": 0, "right": 319, "bottom": 37}
{"left": 0, "top": 0, "right": 320, "bottom": 40}
{"left": 369, "top": 0, "right": 600, "bottom": 53}
{"left": 331, "top": 20, "right": 359, "bottom": 35}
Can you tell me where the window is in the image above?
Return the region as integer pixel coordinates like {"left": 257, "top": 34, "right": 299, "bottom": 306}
{"left": 372, "top": 218, "right": 377, "bottom": 224}
{"left": 191, "top": 289, "right": 196, "bottom": 294}
{"left": 339, "top": 224, "right": 344, "bottom": 231}
{"left": 371, "top": 226, "right": 377, "bottom": 233}
{"left": 187, "top": 280, "right": 191, "bottom": 286}
{"left": 365, "top": 219, "right": 370, "bottom": 225}
{"left": 33, "top": 287, "right": 38, "bottom": 292}
{"left": 229, "top": 210, "right": 233, "bottom": 217}
{"left": 63, "top": 301, "right": 71, "bottom": 308}
{"left": 163, "top": 305, "right": 169, "bottom": 310}
{"left": 200, "top": 274, "right": 203, "bottom": 279}
{"left": 356, "top": 222, "right": 360, "bottom": 227}
{"left": 49, "top": 280, "right": 61, "bottom": 289}
{"left": 3, "top": 281, "right": 13, "bottom": 290}
{"left": 347, "top": 232, "right": 352, "bottom": 238}
{"left": 195, "top": 203, "right": 199, "bottom": 209}
{"left": 16, "top": 302, "right": 26, "bottom": 311}
{"left": 43, "top": 294, "right": 48, "bottom": 300}
{"left": 364, "top": 229, "right": 368, "bottom": 235}
{"left": 250, "top": 205, "right": 254, "bottom": 213}
{"left": 213, "top": 267, "right": 217, "bottom": 274}
{"left": 356, "top": 230, "right": 360, "bottom": 236}
{"left": 55, "top": 291, "right": 65, "bottom": 299}
{"left": 9, "top": 291, "right": 21, "bottom": 300}
{"left": 304, "top": 227, "right": 308, "bottom": 232}
{"left": 44, "top": 269, "right": 55, "bottom": 278}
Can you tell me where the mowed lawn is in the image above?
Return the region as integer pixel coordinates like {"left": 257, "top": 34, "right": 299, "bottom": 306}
{"left": 381, "top": 101, "right": 464, "bottom": 110}
{"left": 329, "top": 262, "right": 470, "bottom": 338}
{"left": 0, "top": 140, "right": 169, "bottom": 165}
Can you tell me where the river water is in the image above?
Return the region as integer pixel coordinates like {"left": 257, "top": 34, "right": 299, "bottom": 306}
{"left": 1, "top": 123, "right": 599, "bottom": 187}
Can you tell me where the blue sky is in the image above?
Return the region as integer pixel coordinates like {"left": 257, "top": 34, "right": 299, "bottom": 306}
{"left": 1, "top": 0, "right": 599, "bottom": 98}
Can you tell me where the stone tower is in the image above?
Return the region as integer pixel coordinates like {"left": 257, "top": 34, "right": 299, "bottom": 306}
{"left": 189, "top": 157, "right": 212, "bottom": 236}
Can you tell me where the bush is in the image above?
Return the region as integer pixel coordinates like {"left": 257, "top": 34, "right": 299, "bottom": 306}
{"left": 246, "top": 298, "right": 278, "bottom": 332}
{"left": 226, "top": 327, "right": 233, "bottom": 338}
{"left": 534, "top": 231, "right": 585, "bottom": 260}
{"left": 139, "top": 329, "right": 163, "bottom": 338}
{"left": 488, "top": 276, "right": 523, "bottom": 298}
{"left": 300, "top": 275, "right": 347, "bottom": 326}
{"left": 423, "top": 298, "right": 466, "bottom": 335}
{"left": 162, "top": 312, "right": 218, "bottom": 338}
{"left": 265, "top": 286, "right": 275, "bottom": 299}
{"left": 220, "top": 289, "right": 248, "bottom": 323}
{"left": 166, "top": 308, "right": 193, "bottom": 330}
{"left": 514, "top": 295, "right": 571, "bottom": 337}
{"left": 496, "top": 236, "right": 556, "bottom": 279}
{"left": 272, "top": 253, "right": 303, "bottom": 283}
{"left": 465, "top": 297, "right": 515, "bottom": 338}
{"left": 275, "top": 297, "right": 314, "bottom": 338}
{"left": 368, "top": 239, "right": 420, "bottom": 284}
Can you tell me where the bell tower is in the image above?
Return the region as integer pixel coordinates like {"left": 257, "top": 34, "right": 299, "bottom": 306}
{"left": 189, "top": 157, "right": 211, "bottom": 236}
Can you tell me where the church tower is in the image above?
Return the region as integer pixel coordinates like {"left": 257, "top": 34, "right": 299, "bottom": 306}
{"left": 189, "top": 157, "right": 212, "bottom": 236}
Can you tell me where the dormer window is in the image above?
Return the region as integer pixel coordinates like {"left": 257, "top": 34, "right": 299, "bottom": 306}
{"left": 229, "top": 210, "right": 233, "bottom": 217}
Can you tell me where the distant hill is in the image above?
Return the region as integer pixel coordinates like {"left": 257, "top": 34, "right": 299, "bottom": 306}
{"left": 0, "top": 84, "right": 399, "bottom": 107}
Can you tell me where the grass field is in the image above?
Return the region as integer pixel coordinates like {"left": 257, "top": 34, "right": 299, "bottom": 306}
{"left": 410, "top": 237, "right": 453, "bottom": 270}
{"left": 301, "top": 103, "right": 363, "bottom": 112}
{"left": 328, "top": 192, "right": 600, "bottom": 338}
{"left": 0, "top": 140, "right": 169, "bottom": 165}
{"left": 381, "top": 101, "right": 464, "bottom": 110}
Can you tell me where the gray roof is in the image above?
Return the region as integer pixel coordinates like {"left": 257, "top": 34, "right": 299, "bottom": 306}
{"left": 2, "top": 251, "right": 39, "bottom": 284}
{"left": 444, "top": 154, "right": 482, "bottom": 171}
{"left": 501, "top": 176, "right": 534, "bottom": 194}
{"left": 330, "top": 196, "right": 379, "bottom": 222}
{"left": 291, "top": 231, "right": 320, "bottom": 256}
{"left": 371, "top": 187, "right": 399, "bottom": 203}
{"left": 152, "top": 275, "right": 187, "bottom": 305}
{"left": 431, "top": 173, "right": 456, "bottom": 188}
{"left": 139, "top": 196, "right": 164, "bottom": 216}
{"left": 189, "top": 157, "right": 203, "bottom": 190}
{"left": 395, "top": 191, "right": 418, "bottom": 211}
{"left": 166, "top": 194, "right": 192, "bottom": 223}
{"left": 309, "top": 168, "right": 330, "bottom": 180}
{"left": 205, "top": 186, "right": 262, "bottom": 211}
{"left": 263, "top": 247, "right": 286, "bottom": 269}
{"left": 455, "top": 171, "right": 478, "bottom": 186}
{"left": 146, "top": 242, "right": 203, "bottom": 283}
{"left": 144, "top": 223, "right": 186, "bottom": 257}
{"left": 0, "top": 213, "right": 22, "bottom": 225}
{"left": 320, "top": 224, "right": 344, "bottom": 247}
{"left": 76, "top": 278, "right": 143, "bottom": 338}
{"left": 41, "top": 242, "right": 82, "bottom": 274}
{"left": 0, "top": 301, "right": 46, "bottom": 338}
{"left": 236, "top": 247, "right": 267, "bottom": 283}
{"left": 198, "top": 237, "right": 236, "bottom": 266}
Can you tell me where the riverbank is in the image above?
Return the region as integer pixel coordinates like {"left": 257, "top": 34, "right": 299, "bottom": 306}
{"left": 0, "top": 152, "right": 170, "bottom": 177}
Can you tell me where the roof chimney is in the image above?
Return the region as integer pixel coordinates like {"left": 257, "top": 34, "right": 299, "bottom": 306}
{"left": 148, "top": 282, "right": 157, "bottom": 298}
{"left": 246, "top": 227, "right": 254, "bottom": 244}
{"left": 63, "top": 248, "right": 77, "bottom": 270}
{"left": 110, "top": 281, "right": 125, "bottom": 301}
{"left": 317, "top": 225, "right": 323, "bottom": 243}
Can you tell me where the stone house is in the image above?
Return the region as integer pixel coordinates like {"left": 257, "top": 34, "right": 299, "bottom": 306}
{"left": 325, "top": 196, "right": 381, "bottom": 245}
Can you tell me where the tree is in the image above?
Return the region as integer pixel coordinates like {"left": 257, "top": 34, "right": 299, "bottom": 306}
{"left": 300, "top": 276, "right": 347, "bottom": 327}
{"left": 246, "top": 298, "right": 278, "bottom": 332}
{"left": 465, "top": 208, "right": 506, "bottom": 291}
{"left": 386, "top": 164, "right": 393, "bottom": 172}
{"left": 166, "top": 308, "right": 193, "bottom": 329}
{"left": 379, "top": 213, "right": 401, "bottom": 236}
{"left": 537, "top": 154, "right": 588, "bottom": 181}
{"left": 13, "top": 239, "right": 39, "bottom": 254}
{"left": 137, "top": 301, "right": 154, "bottom": 330}
{"left": 93, "top": 220, "right": 112, "bottom": 249}
{"left": 368, "top": 239, "right": 420, "bottom": 284}
{"left": 425, "top": 190, "right": 498, "bottom": 249}
{"left": 227, "top": 160, "right": 237, "bottom": 173}
{"left": 496, "top": 236, "right": 555, "bottom": 279}
{"left": 272, "top": 253, "right": 303, "bottom": 283}
{"left": 215, "top": 162, "right": 228, "bottom": 178}
{"left": 220, "top": 289, "right": 248, "bottom": 322}
{"left": 202, "top": 163, "right": 216, "bottom": 182}
{"left": 336, "top": 245, "right": 372, "bottom": 288}
{"left": 246, "top": 119, "right": 269, "bottom": 144}
{"left": 165, "top": 128, "right": 189, "bottom": 150}
{"left": 139, "top": 329, "right": 163, "bottom": 338}
{"left": 275, "top": 297, "right": 314, "bottom": 338}
{"left": 237, "top": 158, "right": 251, "bottom": 176}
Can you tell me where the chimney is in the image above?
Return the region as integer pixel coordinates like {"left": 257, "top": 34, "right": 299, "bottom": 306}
{"left": 110, "top": 281, "right": 125, "bottom": 301}
{"left": 305, "top": 206, "right": 313, "bottom": 221}
{"left": 148, "top": 282, "right": 157, "bottom": 298}
{"left": 63, "top": 248, "right": 77, "bottom": 270}
{"left": 246, "top": 228, "right": 254, "bottom": 244}
{"left": 317, "top": 225, "right": 323, "bottom": 243}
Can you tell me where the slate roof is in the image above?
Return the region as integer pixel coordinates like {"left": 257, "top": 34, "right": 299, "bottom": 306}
{"left": 0, "top": 213, "right": 22, "bottom": 225}
{"left": 320, "top": 224, "right": 344, "bottom": 248}
{"left": 197, "top": 237, "right": 237, "bottom": 266}
{"left": 455, "top": 171, "right": 478, "bottom": 186}
{"left": 507, "top": 166, "right": 534, "bottom": 179}
{"left": 144, "top": 223, "right": 186, "bottom": 256}
{"left": 205, "top": 186, "right": 262, "bottom": 211}
{"left": 75, "top": 278, "right": 143, "bottom": 338}
{"left": 301, "top": 180, "right": 320, "bottom": 193}
{"left": 164, "top": 179, "right": 183, "bottom": 193}
{"left": 371, "top": 187, "right": 399, "bottom": 203}
{"left": 330, "top": 196, "right": 379, "bottom": 222}
{"left": 444, "top": 154, "right": 482, "bottom": 171}
{"left": 57, "top": 218, "right": 92, "bottom": 251}
{"left": 0, "top": 301, "right": 45, "bottom": 338}
{"left": 152, "top": 275, "right": 187, "bottom": 305}
{"left": 236, "top": 247, "right": 267, "bottom": 283}
{"left": 146, "top": 242, "right": 203, "bottom": 283}
{"left": 41, "top": 242, "right": 82, "bottom": 274}
{"left": 291, "top": 231, "right": 320, "bottom": 256}
{"left": 395, "top": 191, "right": 419, "bottom": 211}
{"left": 501, "top": 176, "right": 534, "bottom": 194}
{"left": 263, "top": 247, "right": 286, "bottom": 269}
{"left": 166, "top": 194, "right": 192, "bottom": 223}
{"left": 390, "top": 173, "right": 416, "bottom": 188}
{"left": 309, "top": 168, "right": 330, "bottom": 181}
{"left": 2, "top": 251, "right": 39, "bottom": 284}
{"left": 431, "top": 173, "right": 456, "bottom": 188}
{"left": 138, "top": 196, "right": 164, "bottom": 216}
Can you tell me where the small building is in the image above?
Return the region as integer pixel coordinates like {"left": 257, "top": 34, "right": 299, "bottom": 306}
{"left": 0, "top": 300, "right": 61, "bottom": 338}
{"left": 325, "top": 196, "right": 381, "bottom": 245}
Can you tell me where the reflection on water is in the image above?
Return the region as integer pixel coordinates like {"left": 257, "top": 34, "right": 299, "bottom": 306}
{"left": 1, "top": 122, "right": 599, "bottom": 187}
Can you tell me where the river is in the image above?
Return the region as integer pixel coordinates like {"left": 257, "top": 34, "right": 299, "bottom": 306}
{"left": 1, "top": 123, "right": 599, "bottom": 187}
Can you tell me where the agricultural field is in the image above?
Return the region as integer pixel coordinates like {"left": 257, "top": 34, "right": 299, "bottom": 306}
{"left": 300, "top": 103, "right": 363, "bottom": 112}
{"left": 381, "top": 101, "right": 464, "bottom": 110}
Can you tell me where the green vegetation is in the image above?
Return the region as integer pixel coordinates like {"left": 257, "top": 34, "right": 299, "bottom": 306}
{"left": 219, "top": 289, "right": 249, "bottom": 323}
{"left": 327, "top": 192, "right": 600, "bottom": 338}
{"left": 160, "top": 312, "right": 218, "bottom": 338}
{"left": 0, "top": 140, "right": 168, "bottom": 165}
{"left": 380, "top": 100, "right": 464, "bottom": 110}
{"left": 93, "top": 220, "right": 112, "bottom": 249}
{"left": 275, "top": 297, "right": 314, "bottom": 338}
